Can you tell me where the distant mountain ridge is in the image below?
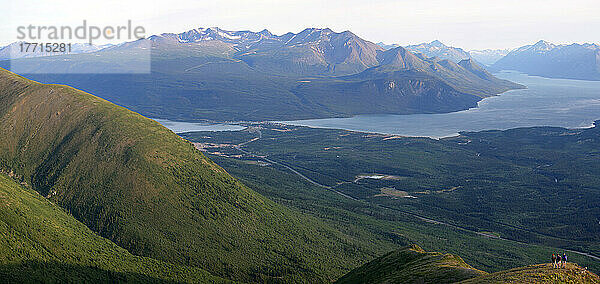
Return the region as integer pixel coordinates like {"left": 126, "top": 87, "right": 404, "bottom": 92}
{"left": 405, "top": 40, "right": 472, "bottom": 63}
{"left": 377, "top": 42, "right": 401, "bottom": 50}
{"left": 469, "top": 49, "right": 511, "bottom": 66}
{"left": 144, "top": 27, "right": 384, "bottom": 75}
{"left": 492, "top": 40, "right": 600, "bottom": 80}
{"left": 383, "top": 40, "right": 500, "bottom": 70}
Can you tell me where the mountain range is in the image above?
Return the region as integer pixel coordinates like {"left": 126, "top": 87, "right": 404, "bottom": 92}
{"left": 0, "top": 27, "right": 521, "bottom": 122}
{"left": 382, "top": 40, "right": 507, "bottom": 66}
{"left": 492, "top": 40, "right": 600, "bottom": 80}
{"left": 159, "top": 27, "right": 383, "bottom": 75}
{"left": 469, "top": 49, "right": 511, "bottom": 66}
{"left": 5, "top": 34, "right": 599, "bottom": 82}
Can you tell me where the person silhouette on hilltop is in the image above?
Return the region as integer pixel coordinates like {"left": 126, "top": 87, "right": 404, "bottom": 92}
{"left": 552, "top": 253, "right": 557, "bottom": 268}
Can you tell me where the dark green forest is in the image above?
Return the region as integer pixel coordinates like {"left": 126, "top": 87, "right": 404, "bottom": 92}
{"left": 182, "top": 121, "right": 600, "bottom": 273}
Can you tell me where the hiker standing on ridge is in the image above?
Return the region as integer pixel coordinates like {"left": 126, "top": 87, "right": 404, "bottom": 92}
{"left": 562, "top": 253, "right": 568, "bottom": 268}
{"left": 552, "top": 253, "right": 557, "bottom": 268}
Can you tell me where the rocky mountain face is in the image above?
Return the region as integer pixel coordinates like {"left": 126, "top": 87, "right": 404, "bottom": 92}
{"left": 365, "top": 47, "right": 521, "bottom": 96}
{"left": 145, "top": 27, "right": 384, "bottom": 75}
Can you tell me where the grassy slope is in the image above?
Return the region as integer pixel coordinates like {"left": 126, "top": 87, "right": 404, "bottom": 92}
{"left": 0, "top": 173, "right": 225, "bottom": 283}
{"left": 334, "top": 244, "right": 600, "bottom": 284}
{"left": 0, "top": 68, "right": 376, "bottom": 282}
{"left": 335, "top": 245, "right": 486, "bottom": 284}
{"left": 460, "top": 263, "right": 600, "bottom": 283}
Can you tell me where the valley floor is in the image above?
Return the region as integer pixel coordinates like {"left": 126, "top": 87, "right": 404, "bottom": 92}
{"left": 181, "top": 122, "right": 600, "bottom": 274}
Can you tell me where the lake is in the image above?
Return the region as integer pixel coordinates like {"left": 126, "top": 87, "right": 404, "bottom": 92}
{"left": 153, "top": 119, "right": 245, "bottom": 133}
{"left": 280, "top": 71, "right": 600, "bottom": 138}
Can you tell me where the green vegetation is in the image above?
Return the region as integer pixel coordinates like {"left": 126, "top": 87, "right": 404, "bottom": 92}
{"left": 203, "top": 151, "right": 600, "bottom": 275}
{"left": 0, "top": 68, "right": 392, "bottom": 282}
{"left": 0, "top": 173, "right": 226, "bottom": 283}
{"left": 183, "top": 123, "right": 600, "bottom": 273}
{"left": 335, "top": 245, "right": 486, "bottom": 284}
{"left": 192, "top": 123, "right": 600, "bottom": 253}
{"left": 334, "top": 245, "right": 599, "bottom": 284}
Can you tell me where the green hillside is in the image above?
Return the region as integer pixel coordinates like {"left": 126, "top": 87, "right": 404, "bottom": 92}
{"left": 335, "top": 245, "right": 486, "bottom": 284}
{"left": 460, "top": 263, "right": 600, "bottom": 283}
{"left": 0, "top": 173, "right": 226, "bottom": 283}
{"left": 336, "top": 245, "right": 600, "bottom": 284}
{"left": 0, "top": 68, "right": 378, "bottom": 282}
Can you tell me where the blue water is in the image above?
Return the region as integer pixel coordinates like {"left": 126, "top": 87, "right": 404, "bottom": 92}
{"left": 280, "top": 71, "right": 600, "bottom": 138}
{"left": 153, "top": 119, "right": 245, "bottom": 133}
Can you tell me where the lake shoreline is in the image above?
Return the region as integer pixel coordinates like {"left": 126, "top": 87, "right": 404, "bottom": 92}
{"left": 154, "top": 71, "right": 600, "bottom": 139}
{"left": 275, "top": 71, "right": 600, "bottom": 138}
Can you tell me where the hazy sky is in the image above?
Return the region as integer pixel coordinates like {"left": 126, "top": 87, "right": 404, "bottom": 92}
{"left": 2, "top": 0, "right": 599, "bottom": 50}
